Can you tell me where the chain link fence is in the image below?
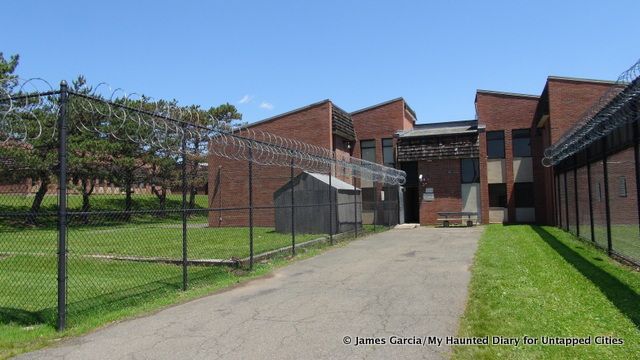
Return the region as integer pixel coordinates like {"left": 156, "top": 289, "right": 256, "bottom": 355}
{"left": 554, "top": 120, "right": 640, "bottom": 267}
{"left": 0, "top": 81, "right": 403, "bottom": 330}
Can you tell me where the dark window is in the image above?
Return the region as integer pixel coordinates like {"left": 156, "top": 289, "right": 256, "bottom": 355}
{"left": 361, "top": 140, "right": 376, "bottom": 163}
{"left": 514, "top": 182, "right": 535, "bottom": 207}
{"left": 489, "top": 183, "right": 507, "bottom": 207}
{"left": 512, "top": 129, "right": 531, "bottom": 157}
{"left": 487, "top": 131, "right": 505, "bottom": 158}
{"left": 619, "top": 176, "right": 627, "bottom": 197}
{"left": 382, "top": 138, "right": 394, "bottom": 167}
{"left": 597, "top": 182, "right": 602, "bottom": 201}
{"left": 461, "top": 158, "right": 480, "bottom": 183}
{"left": 362, "top": 187, "right": 375, "bottom": 210}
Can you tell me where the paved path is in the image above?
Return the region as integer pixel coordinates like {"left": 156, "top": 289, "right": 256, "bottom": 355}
{"left": 21, "top": 226, "right": 483, "bottom": 360}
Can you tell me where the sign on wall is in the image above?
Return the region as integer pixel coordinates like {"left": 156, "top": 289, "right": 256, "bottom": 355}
{"left": 423, "top": 187, "right": 434, "bottom": 201}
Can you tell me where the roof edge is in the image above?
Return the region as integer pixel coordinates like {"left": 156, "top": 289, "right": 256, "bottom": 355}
{"left": 241, "top": 99, "right": 331, "bottom": 129}
{"left": 350, "top": 97, "right": 404, "bottom": 115}
{"left": 476, "top": 89, "right": 540, "bottom": 99}
{"left": 413, "top": 119, "right": 477, "bottom": 128}
{"left": 547, "top": 75, "right": 621, "bottom": 86}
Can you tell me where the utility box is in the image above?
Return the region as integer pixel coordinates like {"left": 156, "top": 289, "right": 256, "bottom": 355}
{"left": 273, "top": 172, "right": 362, "bottom": 234}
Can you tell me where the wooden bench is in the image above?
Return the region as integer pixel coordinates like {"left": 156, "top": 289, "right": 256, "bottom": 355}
{"left": 436, "top": 212, "right": 477, "bottom": 227}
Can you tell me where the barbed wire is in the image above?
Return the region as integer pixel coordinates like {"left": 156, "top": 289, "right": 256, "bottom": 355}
{"left": 542, "top": 59, "right": 640, "bottom": 167}
{"left": 0, "top": 78, "right": 59, "bottom": 144}
{"left": 0, "top": 79, "right": 406, "bottom": 185}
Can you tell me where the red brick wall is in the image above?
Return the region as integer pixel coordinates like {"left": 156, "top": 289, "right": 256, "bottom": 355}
{"left": 538, "top": 79, "right": 621, "bottom": 225}
{"left": 547, "top": 79, "right": 619, "bottom": 144}
{"left": 532, "top": 120, "right": 555, "bottom": 225}
{"left": 352, "top": 99, "right": 408, "bottom": 164}
{"left": 476, "top": 93, "right": 539, "bottom": 224}
{"left": 418, "top": 159, "right": 462, "bottom": 224}
{"left": 403, "top": 108, "right": 416, "bottom": 130}
{"left": 207, "top": 102, "right": 333, "bottom": 227}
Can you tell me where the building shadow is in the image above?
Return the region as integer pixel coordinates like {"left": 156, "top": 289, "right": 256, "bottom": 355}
{"left": 532, "top": 226, "right": 640, "bottom": 329}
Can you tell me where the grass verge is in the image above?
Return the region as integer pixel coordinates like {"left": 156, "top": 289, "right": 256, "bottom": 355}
{"left": 455, "top": 225, "right": 640, "bottom": 359}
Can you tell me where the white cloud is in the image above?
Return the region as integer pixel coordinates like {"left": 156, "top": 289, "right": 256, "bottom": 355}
{"left": 238, "top": 94, "right": 253, "bottom": 104}
{"left": 259, "top": 101, "right": 274, "bottom": 110}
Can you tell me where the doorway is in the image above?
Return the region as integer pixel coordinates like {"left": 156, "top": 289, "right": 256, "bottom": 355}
{"left": 400, "top": 161, "right": 420, "bottom": 223}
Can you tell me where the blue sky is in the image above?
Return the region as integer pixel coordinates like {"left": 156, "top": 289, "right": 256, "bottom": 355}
{"left": 4, "top": 0, "right": 639, "bottom": 124}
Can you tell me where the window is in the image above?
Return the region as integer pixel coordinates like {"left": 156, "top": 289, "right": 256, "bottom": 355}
{"left": 361, "top": 140, "right": 376, "bottom": 163}
{"left": 619, "top": 176, "right": 628, "bottom": 197}
{"left": 514, "top": 182, "right": 534, "bottom": 207}
{"left": 487, "top": 131, "right": 505, "bottom": 158}
{"left": 489, "top": 183, "right": 507, "bottom": 207}
{"left": 382, "top": 138, "right": 394, "bottom": 167}
{"left": 461, "top": 158, "right": 480, "bottom": 183}
{"left": 512, "top": 129, "right": 531, "bottom": 157}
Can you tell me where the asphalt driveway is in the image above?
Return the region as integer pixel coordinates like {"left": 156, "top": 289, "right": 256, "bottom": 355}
{"left": 20, "top": 226, "right": 483, "bottom": 360}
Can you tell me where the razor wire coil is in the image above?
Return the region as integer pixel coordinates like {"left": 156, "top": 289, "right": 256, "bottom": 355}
{"left": 0, "top": 78, "right": 406, "bottom": 185}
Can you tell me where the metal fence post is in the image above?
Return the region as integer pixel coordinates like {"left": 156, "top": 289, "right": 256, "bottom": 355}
{"left": 290, "top": 155, "right": 295, "bottom": 256}
{"left": 634, "top": 120, "right": 640, "bottom": 237}
{"left": 586, "top": 148, "right": 595, "bottom": 243}
{"left": 574, "top": 158, "right": 579, "bottom": 238}
{"left": 353, "top": 170, "right": 358, "bottom": 237}
{"left": 56, "top": 80, "right": 69, "bottom": 331}
{"left": 328, "top": 163, "right": 333, "bottom": 245}
{"left": 555, "top": 174, "right": 561, "bottom": 228}
{"left": 564, "top": 169, "right": 569, "bottom": 231}
{"left": 181, "top": 124, "right": 188, "bottom": 291}
{"left": 248, "top": 146, "right": 254, "bottom": 269}
{"left": 602, "top": 137, "right": 613, "bottom": 255}
{"left": 373, "top": 184, "right": 378, "bottom": 232}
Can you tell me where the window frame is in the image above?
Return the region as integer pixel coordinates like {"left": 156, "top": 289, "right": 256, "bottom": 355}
{"left": 460, "top": 158, "right": 480, "bottom": 184}
{"left": 381, "top": 138, "right": 395, "bottom": 168}
{"left": 514, "top": 182, "right": 535, "bottom": 208}
{"left": 512, "top": 128, "right": 532, "bottom": 157}
{"left": 360, "top": 139, "right": 376, "bottom": 163}
{"left": 486, "top": 131, "right": 505, "bottom": 159}
{"left": 488, "top": 183, "right": 507, "bottom": 208}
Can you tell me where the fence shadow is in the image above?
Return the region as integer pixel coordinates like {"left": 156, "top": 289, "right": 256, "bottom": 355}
{"left": 532, "top": 226, "right": 640, "bottom": 329}
{"left": 0, "top": 307, "right": 53, "bottom": 327}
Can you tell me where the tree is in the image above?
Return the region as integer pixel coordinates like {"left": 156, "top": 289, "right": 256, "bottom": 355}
{"left": 109, "top": 95, "right": 153, "bottom": 217}
{"left": 0, "top": 52, "right": 19, "bottom": 91}
{"left": 67, "top": 76, "right": 116, "bottom": 223}
{"left": 0, "top": 53, "right": 58, "bottom": 224}
{"left": 184, "top": 103, "right": 242, "bottom": 208}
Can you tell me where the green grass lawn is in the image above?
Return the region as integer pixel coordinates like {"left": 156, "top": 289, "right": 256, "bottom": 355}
{"left": 0, "top": 223, "right": 388, "bottom": 359}
{"left": 0, "top": 191, "right": 390, "bottom": 359}
{"left": 456, "top": 225, "right": 640, "bottom": 359}
{"left": 0, "top": 193, "right": 210, "bottom": 212}
{"left": 563, "top": 223, "right": 640, "bottom": 265}
{"left": 0, "top": 219, "right": 324, "bottom": 322}
{"left": 0, "top": 250, "right": 308, "bottom": 359}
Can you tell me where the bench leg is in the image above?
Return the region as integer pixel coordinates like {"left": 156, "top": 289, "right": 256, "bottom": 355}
{"left": 466, "top": 220, "right": 473, "bottom": 227}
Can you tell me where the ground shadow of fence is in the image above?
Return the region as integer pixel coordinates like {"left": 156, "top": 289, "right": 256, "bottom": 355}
{"left": 532, "top": 226, "right": 640, "bottom": 329}
{"left": 0, "top": 265, "right": 235, "bottom": 329}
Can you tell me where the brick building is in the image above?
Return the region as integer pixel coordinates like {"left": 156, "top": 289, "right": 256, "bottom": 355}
{"left": 208, "top": 76, "right": 622, "bottom": 227}
{"left": 207, "top": 100, "right": 357, "bottom": 227}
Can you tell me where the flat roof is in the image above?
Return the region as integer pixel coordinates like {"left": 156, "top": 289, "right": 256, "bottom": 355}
{"left": 547, "top": 75, "right": 621, "bottom": 85}
{"left": 308, "top": 173, "right": 358, "bottom": 190}
{"left": 398, "top": 119, "right": 478, "bottom": 138}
